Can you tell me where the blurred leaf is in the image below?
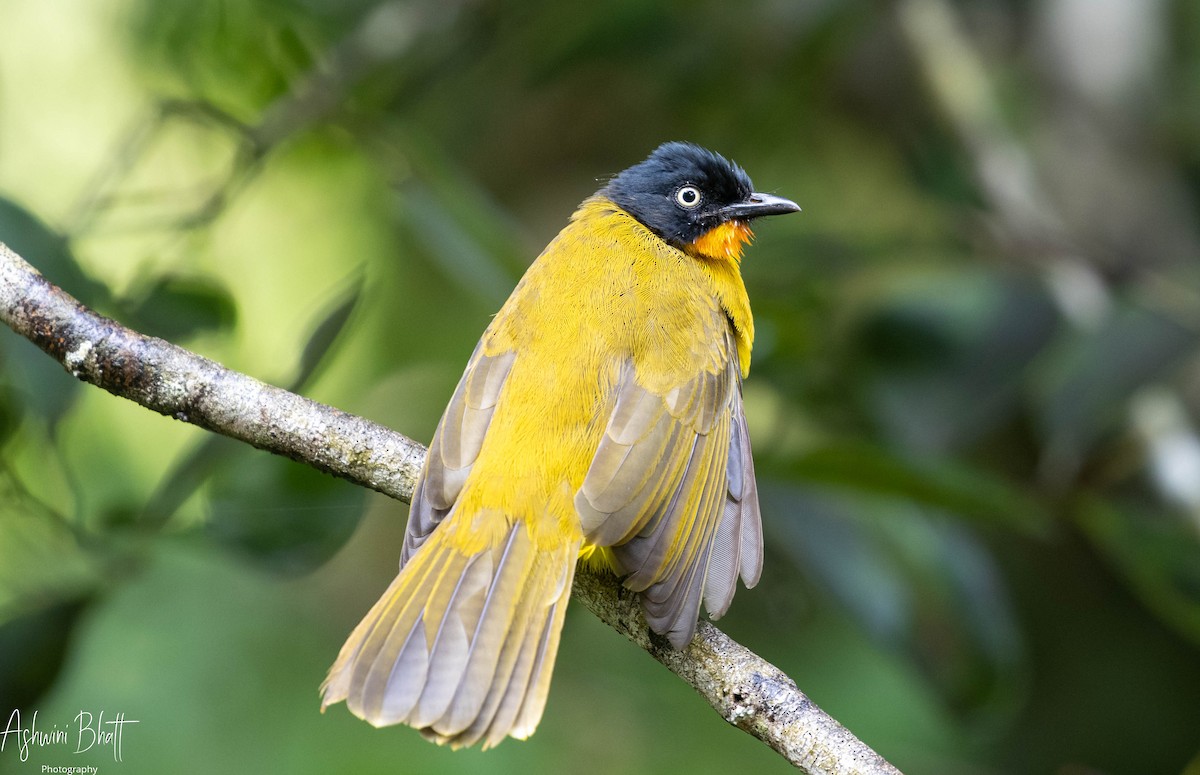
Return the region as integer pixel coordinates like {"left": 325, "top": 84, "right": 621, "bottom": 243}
{"left": 141, "top": 279, "right": 363, "bottom": 528}
{"left": 0, "top": 198, "right": 111, "bottom": 425}
{"left": 0, "top": 383, "right": 19, "bottom": 447}
{"left": 762, "top": 481, "right": 1024, "bottom": 717}
{"left": 0, "top": 491, "right": 104, "bottom": 624}
{"left": 125, "top": 0, "right": 330, "bottom": 121}
{"left": 393, "top": 182, "right": 518, "bottom": 308}
{"left": 294, "top": 269, "right": 363, "bottom": 389}
{"left": 205, "top": 453, "right": 366, "bottom": 576}
{"left": 140, "top": 437, "right": 234, "bottom": 530}
{"left": 397, "top": 130, "right": 531, "bottom": 279}
{"left": 877, "top": 510, "right": 1024, "bottom": 718}
{"left": 1074, "top": 493, "right": 1200, "bottom": 647}
{"left": 791, "top": 442, "right": 1052, "bottom": 535}
{"left": 0, "top": 196, "right": 110, "bottom": 308}
{"left": 125, "top": 274, "right": 238, "bottom": 341}
{"left": 0, "top": 593, "right": 94, "bottom": 710}
{"left": 0, "top": 336, "right": 80, "bottom": 428}
{"left": 852, "top": 268, "right": 1060, "bottom": 454}
{"left": 1035, "top": 303, "right": 1197, "bottom": 476}
{"left": 762, "top": 483, "right": 912, "bottom": 643}
{"left": 511, "top": 0, "right": 668, "bottom": 83}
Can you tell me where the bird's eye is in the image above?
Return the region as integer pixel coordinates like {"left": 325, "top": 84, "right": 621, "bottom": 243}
{"left": 674, "top": 185, "right": 702, "bottom": 208}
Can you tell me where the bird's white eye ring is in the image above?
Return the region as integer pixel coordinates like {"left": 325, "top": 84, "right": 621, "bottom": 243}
{"left": 675, "top": 185, "right": 702, "bottom": 208}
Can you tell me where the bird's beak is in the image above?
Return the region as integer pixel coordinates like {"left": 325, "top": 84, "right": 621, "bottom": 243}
{"left": 718, "top": 192, "right": 801, "bottom": 220}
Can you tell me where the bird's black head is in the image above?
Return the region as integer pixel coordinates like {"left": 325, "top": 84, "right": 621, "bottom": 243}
{"left": 602, "top": 142, "right": 799, "bottom": 260}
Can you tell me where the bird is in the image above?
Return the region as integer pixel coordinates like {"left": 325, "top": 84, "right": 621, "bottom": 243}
{"left": 320, "top": 141, "right": 800, "bottom": 749}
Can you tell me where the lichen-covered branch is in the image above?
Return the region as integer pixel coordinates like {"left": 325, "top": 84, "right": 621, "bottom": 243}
{"left": 0, "top": 242, "right": 425, "bottom": 501}
{"left": 0, "top": 241, "right": 901, "bottom": 775}
{"left": 573, "top": 571, "right": 902, "bottom": 774}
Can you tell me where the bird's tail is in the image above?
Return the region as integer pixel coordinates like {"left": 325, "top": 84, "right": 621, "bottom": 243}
{"left": 321, "top": 513, "right": 579, "bottom": 749}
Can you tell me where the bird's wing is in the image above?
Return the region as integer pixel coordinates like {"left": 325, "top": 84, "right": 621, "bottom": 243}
{"left": 574, "top": 325, "right": 763, "bottom": 648}
{"left": 401, "top": 343, "right": 517, "bottom": 566}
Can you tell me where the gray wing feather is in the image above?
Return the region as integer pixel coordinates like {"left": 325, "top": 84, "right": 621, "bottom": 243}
{"left": 402, "top": 346, "right": 515, "bottom": 565}
{"left": 575, "top": 325, "right": 762, "bottom": 648}
{"left": 731, "top": 393, "right": 763, "bottom": 588}
{"left": 704, "top": 380, "right": 762, "bottom": 618}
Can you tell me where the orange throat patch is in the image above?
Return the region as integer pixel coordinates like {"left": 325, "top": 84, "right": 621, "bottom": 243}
{"left": 687, "top": 220, "right": 755, "bottom": 262}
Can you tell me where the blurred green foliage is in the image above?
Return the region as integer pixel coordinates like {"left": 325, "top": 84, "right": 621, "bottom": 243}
{"left": 2, "top": 1, "right": 1200, "bottom": 773}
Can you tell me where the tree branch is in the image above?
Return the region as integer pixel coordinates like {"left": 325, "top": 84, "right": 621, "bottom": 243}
{"left": 0, "top": 241, "right": 901, "bottom": 775}
{"left": 573, "top": 572, "right": 903, "bottom": 774}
